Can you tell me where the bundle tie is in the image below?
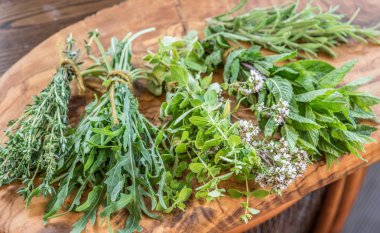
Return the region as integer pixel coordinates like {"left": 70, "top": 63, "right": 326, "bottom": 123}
{"left": 60, "top": 58, "right": 86, "bottom": 93}
{"left": 106, "top": 71, "right": 133, "bottom": 125}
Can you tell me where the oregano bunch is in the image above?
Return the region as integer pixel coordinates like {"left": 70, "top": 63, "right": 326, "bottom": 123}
{"left": 205, "top": 0, "right": 380, "bottom": 57}
{"left": 0, "top": 35, "right": 83, "bottom": 198}
{"left": 43, "top": 29, "right": 167, "bottom": 233}
{"left": 145, "top": 35, "right": 271, "bottom": 223}
{"left": 223, "top": 45, "right": 379, "bottom": 168}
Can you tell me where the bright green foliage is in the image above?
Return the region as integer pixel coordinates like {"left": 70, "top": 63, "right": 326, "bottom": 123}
{"left": 0, "top": 36, "right": 80, "bottom": 198}
{"left": 223, "top": 46, "right": 379, "bottom": 168}
{"left": 144, "top": 31, "right": 222, "bottom": 96}
{"left": 43, "top": 29, "right": 166, "bottom": 233}
{"left": 205, "top": 0, "right": 380, "bottom": 57}
{"left": 145, "top": 34, "right": 264, "bottom": 222}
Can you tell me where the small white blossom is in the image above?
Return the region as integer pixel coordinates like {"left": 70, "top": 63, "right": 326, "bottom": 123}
{"left": 238, "top": 120, "right": 261, "bottom": 143}
{"left": 253, "top": 138, "right": 309, "bottom": 193}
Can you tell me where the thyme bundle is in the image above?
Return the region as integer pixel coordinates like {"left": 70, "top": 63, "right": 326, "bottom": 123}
{"left": 205, "top": 0, "right": 380, "bottom": 57}
{"left": 43, "top": 29, "right": 166, "bottom": 233}
{"left": 0, "top": 35, "right": 82, "bottom": 198}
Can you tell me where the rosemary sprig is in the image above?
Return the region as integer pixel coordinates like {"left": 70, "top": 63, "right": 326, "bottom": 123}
{"left": 43, "top": 29, "right": 166, "bottom": 233}
{"left": 205, "top": 0, "right": 380, "bottom": 57}
{"left": 0, "top": 35, "right": 82, "bottom": 198}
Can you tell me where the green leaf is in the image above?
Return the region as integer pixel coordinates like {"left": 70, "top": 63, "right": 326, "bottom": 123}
{"left": 200, "top": 74, "right": 213, "bottom": 89}
{"left": 288, "top": 112, "right": 321, "bottom": 130}
{"left": 265, "top": 51, "right": 297, "bottom": 63}
{"left": 224, "top": 49, "right": 244, "bottom": 83}
{"left": 227, "top": 189, "right": 243, "bottom": 198}
{"left": 177, "top": 187, "right": 192, "bottom": 202}
{"left": 265, "top": 77, "right": 293, "bottom": 102}
{"left": 251, "top": 189, "right": 269, "bottom": 199}
{"left": 189, "top": 116, "right": 209, "bottom": 127}
{"left": 317, "top": 60, "right": 356, "bottom": 88}
{"left": 295, "top": 88, "right": 334, "bottom": 102}
{"left": 221, "top": 100, "right": 231, "bottom": 119}
{"left": 228, "top": 135, "right": 241, "bottom": 147}
{"left": 169, "top": 64, "right": 189, "bottom": 87}
{"left": 331, "top": 129, "right": 375, "bottom": 144}
{"left": 189, "top": 163, "right": 204, "bottom": 173}
{"left": 203, "top": 138, "right": 222, "bottom": 151}
{"left": 75, "top": 185, "right": 103, "bottom": 212}
{"left": 265, "top": 116, "right": 278, "bottom": 137}
{"left": 175, "top": 143, "right": 188, "bottom": 154}
{"left": 311, "top": 91, "right": 350, "bottom": 113}
{"left": 281, "top": 124, "right": 299, "bottom": 151}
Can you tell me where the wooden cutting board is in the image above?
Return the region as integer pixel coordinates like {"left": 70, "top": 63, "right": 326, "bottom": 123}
{"left": 0, "top": 0, "right": 380, "bottom": 232}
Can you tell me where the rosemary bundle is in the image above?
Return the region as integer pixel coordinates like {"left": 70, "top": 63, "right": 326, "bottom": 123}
{"left": 223, "top": 46, "right": 379, "bottom": 168}
{"left": 205, "top": 0, "right": 380, "bottom": 57}
{"left": 43, "top": 29, "right": 166, "bottom": 233}
{"left": 0, "top": 35, "right": 83, "bottom": 198}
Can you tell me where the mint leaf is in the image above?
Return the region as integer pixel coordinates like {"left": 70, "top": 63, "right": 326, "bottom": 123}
{"left": 266, "top": 77, "right": 293, "bottom": 102}
{"left": 317, "top": 60, "right": 356, "bottom": 88}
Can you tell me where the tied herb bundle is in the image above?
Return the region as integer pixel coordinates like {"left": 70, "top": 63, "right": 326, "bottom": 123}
{"left": 205, "top": 0, "right": 380, "bottom": 57}
{"left": 43, "top": 29, "right": 167, "bottom": 233}
{"left": 223, "top": 45, "right": 379, "bottom": 169}
{"left": 145, "top": 33, "right": 270, "bottom": 223}
{"left": 0, "top": 35, "right": 83, "bottom": 198}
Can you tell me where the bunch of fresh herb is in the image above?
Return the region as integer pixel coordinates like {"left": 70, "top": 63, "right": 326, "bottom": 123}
{"left": 223, "top": 45, "right": 379, "bottom": 168}
{"left": 205, "top": 0, "right": 380, "bottom": 57}
{"left": 0, "top": 35, "right": 82, "bottom": 198}
{"left": 43, "top": 29, "right": 167, "bottom": 233}
{"left": 145, "top": 31, "right": 222, "bottom": 96}
{"left": 145, "top": 34, "right": 271, "bottom": 223}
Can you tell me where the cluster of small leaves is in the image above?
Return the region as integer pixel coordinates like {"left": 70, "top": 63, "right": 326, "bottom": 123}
{"left": 42, "top": 29, "right": 167, "bottom": 233}
{"left": 205, "top": 0, "right": 380, "bottom": 57}
{"left": 144, "top": 31, "right": 222, "bottom": 96}
{"left": 223, "top": 45, "right": 379, "bottom": 168}
{"left": 0, "top": 36, "right": 80, "bottom": 198}
{"left": 145, "top": 36, "right": 269, "bottom": 223}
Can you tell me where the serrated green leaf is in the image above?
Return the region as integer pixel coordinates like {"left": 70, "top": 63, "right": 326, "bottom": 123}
{"left": 288, "top": 112, "right": 321, "bottom": 130}
{"left": 281, "top": 124, "right": 299, "bottom": 151}
{"left": 317, "top": 60, "right": 356, "bottom": 88}
{"left": 266, "top": 77, "right": 293, "bottom": 102}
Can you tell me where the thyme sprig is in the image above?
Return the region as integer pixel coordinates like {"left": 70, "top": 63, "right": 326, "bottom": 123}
{"left": 205, "top": 0, "right": 380, "bottom": 57}
{"left": 0, "top": 35, "right": 81, "bottom": 198}
{"left": 43, "top": 29, "right": 167, "bottom": 233}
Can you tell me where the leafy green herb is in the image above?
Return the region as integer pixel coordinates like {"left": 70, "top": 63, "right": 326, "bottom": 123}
{"left": 43, "top": 29, "right": 166, "bottom": 233}
{"left": 205, "top": 0, "right": 380, "bottom": 57}
{"left": 145, "top": 36, "right": 264, "bottom": 222}
{"left": 0, "top": 35, "right": 82, "bottom": 198}
{"left": 223, "top": 45, "right": 379, "bottom": 168}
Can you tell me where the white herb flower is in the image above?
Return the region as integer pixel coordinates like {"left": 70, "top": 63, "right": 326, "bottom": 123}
{"left": 238, "top": 120, "right": 261, "bottom": 143}
{"left": 247, "top": 69, "right": 266, "bottom": 93}
{"left": 253, "top": 138, "right": 309, "bottom": 193}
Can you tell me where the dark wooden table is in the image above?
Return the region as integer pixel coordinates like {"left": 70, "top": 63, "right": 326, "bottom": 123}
{"left": 0, "top": 1, "right": 371, "bottom": 233}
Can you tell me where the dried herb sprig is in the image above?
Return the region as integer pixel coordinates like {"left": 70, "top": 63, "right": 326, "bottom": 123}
{"left": 43, "top": 29, "right": 167, "bottom": 233}
{"left": 0, "top": 35, "right": 82, "bottom": 198}
{"left": 205, "top": 0, "right": 380, "bottom": 57}
{"left": 223, "top": 45, "right": 379, "bottom": 168}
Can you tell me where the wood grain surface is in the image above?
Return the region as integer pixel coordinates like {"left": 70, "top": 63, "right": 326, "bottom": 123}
{"left": 0, "top": 0, "right": 379, "bottom": 233}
